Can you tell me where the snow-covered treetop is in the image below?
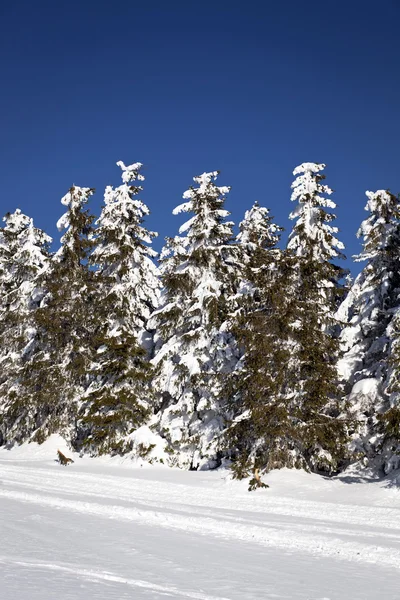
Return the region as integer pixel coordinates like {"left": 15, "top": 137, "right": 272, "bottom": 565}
{"left": 237, "top": 202, "right": 282, "bottom": 251}
{"left": 355, "top": 190, "right": 400, "bottom": 262}
{"left": 0, "top": 209, "right": 51, "bottom": 306}
{"left": 116, "top": 160, "right": 145, "bottom": 184}
{"left": 290, "top": 162, "right": 335, "bottom": 210}
{"left": 55, "top": 186, "right": 95, "bottom": 263}
{"left": 90, "top": 160, "right": 160, "bottom": 327}
{"left": 180, "top": 171, "right": 230, "bottom": 203}
{"left": 154, "top": 170, "right": 237, "bottom": 336}
{"left": 60, "top": 186, "right": 94, "bottom": 210}
{"left": 92, "top": 161, "right": 158, "bottom": 267}
{"left": 288, "top": 162, "right": 345, "bottom": 261}
{"left": 57, "top": 187, "right": 95, "bottom": 233}
{"left": 101, "top": 183, "right": 154, "bottom": 247}
{"left": 171, "top": 171, "right": 233, "bottom": 249}
{"left": 293, "top": 162, "right": 326, "bottom": 176}
{"left": 2, "top": 209, "right": 52, "bottom": 259}
{"left": 173, "top": 171, "right": 230, "bottom": 216}
{"left": 3, "top": 209, "right": 31, "bottom": 235}
{"left": 365, "top": 189, "right": 392, "bottom": 213}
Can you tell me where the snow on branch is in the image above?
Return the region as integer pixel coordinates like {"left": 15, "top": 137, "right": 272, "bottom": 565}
{"left": 116, "top": 160, "right": 145, "bottom": 184}
{"left": 291, "top": 162, "right": 335, "bottom": 210}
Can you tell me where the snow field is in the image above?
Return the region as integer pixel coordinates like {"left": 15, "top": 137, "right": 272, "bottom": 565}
{"left": 1, "top": 438, "right": 400, "bottom": 599}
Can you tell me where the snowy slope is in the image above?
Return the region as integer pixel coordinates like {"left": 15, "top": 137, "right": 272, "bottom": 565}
{"left": 1, "top": 437, "right": 400, "bottom": 600}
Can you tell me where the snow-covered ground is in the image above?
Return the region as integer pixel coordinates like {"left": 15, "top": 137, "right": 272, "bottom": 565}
{"left": 1, "top": 437, "right": 400, "bottom": 599}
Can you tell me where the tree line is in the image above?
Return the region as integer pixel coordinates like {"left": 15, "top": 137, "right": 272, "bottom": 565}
{"left": 1, "top": 160, "right": 399, "bottom": 483}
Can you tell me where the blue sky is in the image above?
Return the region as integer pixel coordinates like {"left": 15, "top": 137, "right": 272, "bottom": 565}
{"left": 1, "top": 0, "right": 399, "bottom": 272}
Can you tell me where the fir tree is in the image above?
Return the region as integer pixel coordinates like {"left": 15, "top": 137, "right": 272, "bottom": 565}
{"left": 0, "top": 210, "right": 52, "bottom": 445}
{"left": 77, "top": 161, "right": 159, "bottom": 455}
{"left": 286, "top": 162, "right": 349, "bottom": 473}
{"left": 151, "top": 171, "right": 240, "bottom": 469}
{"left": 224, "top": 203, "right": 289, "bottom": 483}
{"left": 338, "top": 190, "right": 400, "bottom": 472}
{"left": 227, "top": 164, "right": 348, "bottom": 483}
{"left": 14, "top": 186, "right": 97, "bottom": 445}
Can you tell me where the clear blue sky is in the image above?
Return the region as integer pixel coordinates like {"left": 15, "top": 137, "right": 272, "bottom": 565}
{"left": 1, "top": 0, "right": 399, "bottom": 272}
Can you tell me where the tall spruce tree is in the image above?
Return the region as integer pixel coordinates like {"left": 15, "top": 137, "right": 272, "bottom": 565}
{"left": 338, "top": 189, "right": 400, "bottom": 473}
{"left": 151, "top": 171, "right": 240, "bottom": 469}
{"left": 227, "top": 164, "right": 349, "bottom": 483}
{"left": 224, "top": 203, "right": 290, "bottom": 484}
{"left": 77, "top": 161, "right": 160, "bottom": 455}
{"left": 0, "top": 211, "right": 51, "bottom": 445}
{"left": 14, "top": 186, "right": 97, "bottom": 445}
{"left": 285, "top": 162, "right": 349, "bottom": 473}
{"left": 225, "top": 164, "right": 349, "bottom": 483}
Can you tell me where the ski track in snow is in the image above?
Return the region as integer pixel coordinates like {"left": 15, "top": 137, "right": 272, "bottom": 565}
{"left": 1, "top": 460, "right": 400, "bottom": 572}
{"left": 0, "top": 556, "right": 231, "bottom": 600}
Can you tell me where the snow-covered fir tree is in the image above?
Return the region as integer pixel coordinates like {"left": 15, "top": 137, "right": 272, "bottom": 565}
{"left": 225, "top": 165, "right": 349, "bottom": 483}
{"left": 91, "top": 160, "right": 160, "bottom": 340}
{"left": 237, "top": 202, "right": 282, "bottom": 257}
{"left": 0, "top": 210, "right": 51, "bottom": 445}
{"left": 230, "top": 201, "right": 283, "bottom": 318}
{"left": 224, "top": 203, "right": 290, "bottom": 485}
{"left": 338, "top": 189, "right": 400, "bottom": 473}
{"left": 14, "top": 187, "right": 97, "bottom": 446}
{"left": 150, "top": 171, "right": 240, "bottom": 469}
{"left": 233, "top": 201, "right": 283, "bottom": 317}
{"left": 77, "top": 161, "right": 160, "bottom": 455}
{"left": 263, "top": 162, "right": 348, "bottom": 474}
